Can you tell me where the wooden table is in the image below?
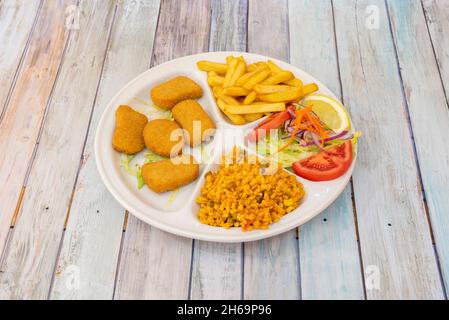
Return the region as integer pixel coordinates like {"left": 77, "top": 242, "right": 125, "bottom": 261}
{"left": 0, "top": 0, "right": 448, "bottom": 300}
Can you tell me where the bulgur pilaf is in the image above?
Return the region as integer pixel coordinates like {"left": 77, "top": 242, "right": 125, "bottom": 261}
{"left": 196, "top": 149, "right": 305, "bottom": 231}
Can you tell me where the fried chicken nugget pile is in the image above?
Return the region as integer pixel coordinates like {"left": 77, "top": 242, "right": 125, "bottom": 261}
{"left": 141, "top": 155, "right": 199, "bottom": 193}
{"left": 150, "top": 76, "right": 203, "bottom": 110}
{"left": 112, "top": 105, "right": 148, "bottom": 154}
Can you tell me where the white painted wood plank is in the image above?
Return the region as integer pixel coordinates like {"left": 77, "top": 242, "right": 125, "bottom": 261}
{"left": 289, "top": 0, "right": 364, "bottom": 300}
{"left": 114, "top": 0, "right": 211, "bottom": 300}
{"left": 387, "top": 0, "right": 449, "bottom": 295}
{"left": 244, "top": 0, "right": 300, "bottom": 300}
{"left": 50, "top": 0, "right": 160, "bottom": 300}
{"left": 333, "top": 0, "right": 443, "bottom": 299}
{"left": 422, "top": 0, "right": 449, "bottom": 103}
{"left": 0, "top": 0, "right": 41, "bottom": 118}
{"left": 0, "top": 0, "right": 75, "bottom": 263}
{"left": 190, "top": 0, "right": 246, "bottom": 300}
{"left": 0, "top": 0, "right": 117, "bottom": 299}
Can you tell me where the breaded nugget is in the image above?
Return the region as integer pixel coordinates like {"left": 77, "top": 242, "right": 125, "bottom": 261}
{"left": 141, "top": 155, "right": 199, "bottom": 193}
{"left": 150, "top": 76, "right": 203, "bottom": 110}
{"left": 112, "top": 105, "right": 148, "bottom": 154}
{"left": 143, "top": 119, "right": 184, "bottom": 157}
{"left": 172, "top": 100, "right": 216, "bottom": 147}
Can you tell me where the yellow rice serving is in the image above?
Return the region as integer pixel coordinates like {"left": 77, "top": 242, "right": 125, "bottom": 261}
{"left": 196, "top": 149, "right": 305, "bottom": 231}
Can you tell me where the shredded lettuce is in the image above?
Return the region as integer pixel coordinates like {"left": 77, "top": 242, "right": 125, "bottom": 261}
{"left": 257, "top": 130, "right": 362, "bottom": 168}
{"left": 120, "top": 151, "right": 168, "bottom": 189}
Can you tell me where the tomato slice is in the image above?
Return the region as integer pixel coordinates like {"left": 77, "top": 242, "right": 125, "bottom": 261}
{"left": 292, "top": 140, "right": 353, "bottom": 181}
{"left": 247, "top": 105, "right": 295, "bottom": 142}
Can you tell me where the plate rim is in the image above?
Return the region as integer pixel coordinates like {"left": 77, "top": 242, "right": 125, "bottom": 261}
{"left": 94, "top": 51, "right": 357, "bottom": 243}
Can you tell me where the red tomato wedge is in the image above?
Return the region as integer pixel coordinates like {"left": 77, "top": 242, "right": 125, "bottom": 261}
{"left": 292, "top": 140, "right": 353, "bottom": 181}
{"left": 247, "top": 106, "right": 295, "bottom": 142}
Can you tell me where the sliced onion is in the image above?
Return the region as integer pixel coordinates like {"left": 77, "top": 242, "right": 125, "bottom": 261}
{"left": 287, "top": 108, "right": 296, "bottom": 119}
{"left": 301, "top": 130, "right": 351, "bottom": 147}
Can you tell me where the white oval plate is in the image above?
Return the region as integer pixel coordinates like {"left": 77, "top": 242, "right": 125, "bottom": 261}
{"left": 95, "top": 52, "right": 356, "bottom": 242}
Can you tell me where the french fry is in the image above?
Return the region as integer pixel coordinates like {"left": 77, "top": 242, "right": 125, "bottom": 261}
{"left": 212, "top": 86, "right": 224, "bottom": 98}
{"left": 229, "top": 60, "right": 246, "bottom": 86}
{"left": 207, "top": 72, "right": 225, "bottom": 86}
{"left": 258, "top": 87, "right": 302, "bottom": 102}
{"left": 243, "top": 69, "right": 271, "bottom": 90}
{"left": 301, "top": 83, "right": 319, "bottom": 97}
{"left": 219, "top": 94, "right": 241, "bottom": 105}
{"left": 283, "top": 78, "right": 303, "bottom": 87}
{"left": 262, "top": 71, "right": 294, "bottom": 85}
{"left": 223, "top": 58, "right": 239, "bottom": 88}
{"left": 225, "top": 102, "right": 285, "bottom": 114}
{"left": 267, "top": 60, "right": 283, "bottom": 73}
{"left": 254, "top": 84, "right": 292, "bottom": 94}
{"left": 216, "top": 99, "right": 246, "bottom": 125}
{"left": 197, "top": 61, "right": 228, "bottom": 74}
{"left": 246, "top": 63, "right": 258, "bottom": 72}
{"left": 243, "top": 91, "right": 257, "bottom": 104}
{"left": 223, "top": 87, "right": 250, "bottom": 96}
{"left": 226, "top": 56, "right": 234, "bottom": 64}
{"left": 243, "top": 113, "right": 265, "bottom": 122}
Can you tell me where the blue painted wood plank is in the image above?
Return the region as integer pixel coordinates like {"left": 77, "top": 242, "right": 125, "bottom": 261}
{"left": 387, "top": 0, "right": 449, "bottom": 295}
{"left": 289, "top": 0, "right": 364, "bottom": 300}
{"left": 333, "top": 0, "right": 443, "bottom": 299}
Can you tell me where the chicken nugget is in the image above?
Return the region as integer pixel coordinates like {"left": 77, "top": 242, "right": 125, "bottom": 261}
{"left": 143, "top": 119, "right": 184, "bottom": 157}
{"left": 150, "top": 76, "right": 203, "bottom": 110}
{"left": 141, "top": 155, "right": 199, "bottom": 193}
{"left": 112, "top": 105, "right": 148, "bottom": 154}
{"left": 172, "top": 100, "right": 216, "bottom": 147}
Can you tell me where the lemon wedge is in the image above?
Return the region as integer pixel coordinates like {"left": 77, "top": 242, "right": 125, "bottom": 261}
{"left": 301, "top": 94, "right": 350, "bottom": 133}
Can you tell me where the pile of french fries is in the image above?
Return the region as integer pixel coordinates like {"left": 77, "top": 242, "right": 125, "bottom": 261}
{"left": 197, "top": 56, "right": 319, "bottom": 125}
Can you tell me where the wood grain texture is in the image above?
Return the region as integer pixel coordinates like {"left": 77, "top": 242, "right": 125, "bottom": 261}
{"left": 387, "top": 0, "right": 449, "bottom": 294}
{"left": 0, "top": 0, "right": 75, "bottom": 264}
{"left": 50, "top": 0, "right": 160, "bottom": 300}
{"left": 333, "top": 0, "right": 443, "bottom": 299}
{"left": 244, "top": 0, "right": 300, "bottom": 300}
{"left": 0, "top": 0, "right": 117, "bottom": 299}
{"left": 114, "top": 0, "right": 211, "bottom": 300}
{"left": 0, "top": 0, "right": 41, "bottom": 119}
{"left": 289, "top": 0, "right": 364, "bottom": 300}
{"left": 190, "top": 0, "right": 247, "bottom": 300}
{"left": 422, "top": 0, "right": 449, "bottom": 104}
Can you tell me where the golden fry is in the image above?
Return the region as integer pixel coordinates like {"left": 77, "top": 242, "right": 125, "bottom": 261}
{"left": 223, "top": 58, "right": 238, "bottom": 88}
{"left": 207, "top": 72, "right": 225, "bottom": 86}
{"left": 223, "top": 87, "right": 250, "bottom": 96}
{"left": 219, "top": 94, "right": 241, "bottom": 105}
{"left": 258, "top": 87, "right": 302, "bottom": 102}
{"left": 246, "top": 63, "right": 258, "bottom": 72}
{"left": 243, "top": 69, "right": 271, "bottom": 90}
{"left": 216, "top": 99, "right": 247, "bottom": 125}
{"left": 229, "top": 60, "right": 246, "bottom": 86}
{"left": 243, "top": 91, "right": 257, "bottom": 104}
{"left": 225, "top": 102, "right": 285, "bottom": 114}
{"left": 267, "top": 60, "right": 283, "bottom": 73}
{"left": 254, "top": 84, "right": 292, "bottom": 94}
{"left": 283, "top": 78, "right": 303, "bottom": 87}
{"left": 212, "top": 86, "right": 224, "bottom": 98}
{"left": 301, "top": 83, "right": 319, "bottom": 97}
{"left": 262, "top": 71, "right": 294, "bottom": 85}
{"left": 243, "top": 113, "right": 265, "bottom": 122}
{"left": 197, "top": 61, "right": 228, "bottom": 74}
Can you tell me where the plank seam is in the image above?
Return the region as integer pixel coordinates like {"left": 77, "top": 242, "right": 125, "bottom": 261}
{"left": 330, "top": 0, "right": 367, "bottom": 300}
{"left": 112, "top": 226, "right": 127, "bottom": 300}
{"left": 0, "top": 0, "right": 44, "bottom": 124}
{"left": 46, "top": 1, "right": 120, "bottom": 298}
{"left": 60, "top": 1, "right": 119, "bottom": 231}
{"left": 384, "top": 0, "right": 446, "bottom": 299}
{"left": 112, "top": 0, "right": 163, "bottom": 296}
{"left": 187, "top": 240, "right": 195, "bottom": 300}
{"left": 420, "top": 0, "right": 449, "bottom": 110}
{"left": 6, "top": 0, "right": 82, "bottom": 233}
